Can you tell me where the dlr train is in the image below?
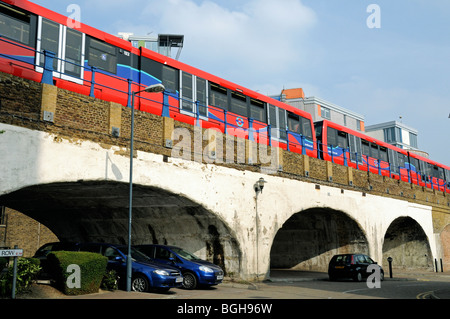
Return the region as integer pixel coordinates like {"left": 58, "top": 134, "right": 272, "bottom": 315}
{"left": 0, "top": 0, "right": 449, "bottom": 193}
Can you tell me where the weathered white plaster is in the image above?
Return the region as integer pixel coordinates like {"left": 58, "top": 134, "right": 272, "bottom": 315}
{"left": 0, "top": 123, "right": 438, "bottom": 279}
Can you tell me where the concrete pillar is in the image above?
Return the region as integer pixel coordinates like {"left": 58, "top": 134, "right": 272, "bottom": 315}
{"left": 326, "top": 160, "right": 333, "bottom": 182}
{"left": 163, "top": 116, "right": 174, "bottom": 148}
{"left": 40, "top": 83, "right": 57, "bottom": 122}
{"left": 108, "top": 102, "right": 122, "bottom": 137}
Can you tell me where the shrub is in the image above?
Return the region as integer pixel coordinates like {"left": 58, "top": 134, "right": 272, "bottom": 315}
{"left": 0, "top": 258, "right": 41, "bottom": 297}
{"left": 47, "top": 251, "right": 107, "bottom": 295}
{"left": 101, "top": 269, "right": 119, "bottom": 291}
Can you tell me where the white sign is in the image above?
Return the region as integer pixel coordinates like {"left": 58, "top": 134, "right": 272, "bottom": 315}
{"left": 0, "top": 249, "right": 23, "bottom": 257}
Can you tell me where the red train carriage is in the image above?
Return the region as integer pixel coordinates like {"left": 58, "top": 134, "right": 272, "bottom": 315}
{"left": 1, "top": 0, "right": 447, "bottom": 192}
{"left": 315, "top": 120, "right": 450, "bottom": 193}
{"left": 0, "top": 0, "right": 317, "bottom": 159}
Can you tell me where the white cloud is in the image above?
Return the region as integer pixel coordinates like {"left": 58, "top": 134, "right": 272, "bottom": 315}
{"left": 112, "top": 0, "right": 317, "bottom": 85}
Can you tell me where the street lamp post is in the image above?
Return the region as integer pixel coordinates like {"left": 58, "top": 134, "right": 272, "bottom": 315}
{"left": 127, "top": 83, "right": 165, "bottom": 292}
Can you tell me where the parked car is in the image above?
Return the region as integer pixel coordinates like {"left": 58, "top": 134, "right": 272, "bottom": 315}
{"left": 76, "top": 243, "right": 183, "bottom": 292}
{"left": 135, "top": 244, "right": 224, "bottom": 289}
{"left": 33, "top": 241, "right": 79, "bottom": 277}
{"left": 328, "top": 253, "right": 384, "bottom": 282}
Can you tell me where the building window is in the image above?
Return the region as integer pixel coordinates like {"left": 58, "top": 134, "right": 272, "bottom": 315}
{"left": 409, "top": 132, "right": 418, "bottom": 148}
{"left": 0, "top": 206, "right": 5, "bottom": 225}
{"left": 384, "top": 127, "right": 402, "bottom": 143}
{"left": 321, "top": 106, "right": 331, "bottom": 119}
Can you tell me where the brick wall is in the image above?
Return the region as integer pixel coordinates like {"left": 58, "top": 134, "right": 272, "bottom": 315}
{"left": 0, "top": 207, "right": 58, "bottom": 257}
{"left": 1, "top": 71, "right": 449, "bottom": 256}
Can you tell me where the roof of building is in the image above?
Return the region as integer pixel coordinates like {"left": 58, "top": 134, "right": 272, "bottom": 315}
{"left": 281, "top": 88, "right": 305, "bottom": 99}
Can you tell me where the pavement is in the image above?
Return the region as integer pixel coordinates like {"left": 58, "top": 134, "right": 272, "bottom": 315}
{"left": 58, "top": 268, "right": 450, "bottom": 300}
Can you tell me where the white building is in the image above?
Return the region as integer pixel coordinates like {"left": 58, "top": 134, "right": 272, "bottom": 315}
{"left": 365, "top": 121, "right": 427, "bottom": 157}
{"left": 271, "top": 88, "right": 365, "bottom": 132}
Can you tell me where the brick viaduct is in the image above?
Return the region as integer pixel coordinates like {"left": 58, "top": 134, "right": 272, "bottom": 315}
{"left": 0, "top": 72, "right": 449, "bottom": 281}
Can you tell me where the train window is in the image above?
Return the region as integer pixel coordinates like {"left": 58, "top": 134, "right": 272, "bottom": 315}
{"left": 300, "top": 117, "right": 313, "bottom": 139}
{"left": 268, "top": 104, "right": 278, "bottom": 139}
{"left": 162, "top": 64, "right": 178, "bottom": 92}
{"left": 38, "top": 19, "right": 60, "bottom": 71}
{"left": 336, "top": 130, "right": 348, "bottom": 148}
{"left": 398, "top": 153, "right": 407, "bottom": 169}
{"left": 268, "top": 104, "right": 286, "bottom": 140}
{"left": 387, "top": 149, "right": 399, "bottom": 173}
{"left": 88, "top": 37, "right": 117, "bottom": 74}
{"left": 379, "top": 146, "right": 388, "bottom": 162}
{"left": 327, "top": 127, "right": 337, "bottom": 147}
{"left": 196, "top": 77, "right": 208, "bottom": 117}
{"left": 63, "top": 28, "right": 83, "bottom": 78}
{"left": 209, "top": 83, "right": 228, "bottom": 111}
{"left": 370, "top": 143, "right": 379, "bottom": 159}
{"left": 433, "top": 165, "right": 445, "bottom": 179}
{"left": 349, "top": 134, "right": 362, "bottom": 163}
{"left": 180, "top": 72, "right": 207, "bottom": 117}
{"left": 409, "top": 157, "right": 419, "bottom": 172}
{"left": 181, "top": 72, "right": 194, "bottom": 113}
{"left": 0, "top": 4, "right": 32, "bottom": 46}
{"left": 231, "top": 91, "right": 248, "bottom": 117}
{"left": 361, "top": 139, "right": 370, "bottom": 157}
{"left": 250, "top": 99, "right": 265, "bottom": 123}
{"left": 279, "top": 108, "right": 287, "bottom": 140}
{"left": 287, "top": 112, "right": 312, "bottom": 139}
{"left": 287, "top": 112, "right": 300, "bottom": 134}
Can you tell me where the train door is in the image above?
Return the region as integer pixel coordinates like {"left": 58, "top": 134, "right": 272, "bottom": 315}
{"left": 179, "top": 71, "right": 208, "bottom": 126}
{"left": 348, "top": 134, "right": 364, "bottom": 169}
{"left": 268, "top": 104, "right": 287, "bottom": 148}
{"left": 35, "top": 16, "right": 85, "bottom": 84}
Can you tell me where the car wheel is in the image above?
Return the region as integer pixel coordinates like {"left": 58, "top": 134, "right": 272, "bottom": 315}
{"left": 182, "top": 272, "right": 197, "bottom": 290}
{"left": 354, "top": 272, "right": 363, "bottom": 282}
{"left": 131, "top": 274, "right": 149, "bottom": 292}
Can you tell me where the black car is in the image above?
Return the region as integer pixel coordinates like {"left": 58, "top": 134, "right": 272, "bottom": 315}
{"left": 33, "top": 241, "right": 79, "bottom": 277}
{"left": 328, "top": 253, "right": 384, "bottom": 282}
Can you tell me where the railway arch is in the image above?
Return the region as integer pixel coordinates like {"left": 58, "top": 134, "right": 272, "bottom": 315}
{"left": 270, "top": 208, "right": 369, "bottom": 272}
{"left": 0, "top": 181, "right": 242, "bottom": 277}
{"left": 0, "top": 122, "right": 445, "bottom": 280}
{"left": 382, "top": 216, "right": 433, "bottom": 270}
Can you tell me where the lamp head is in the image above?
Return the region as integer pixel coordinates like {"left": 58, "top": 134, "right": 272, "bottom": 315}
{"left": 254, "top": 177, "right": 267, "bottom": 194}
{"left": 144, "top": 83, "right": 165, "bottom": 93}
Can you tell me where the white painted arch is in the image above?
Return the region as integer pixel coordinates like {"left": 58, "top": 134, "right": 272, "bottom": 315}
{"left": 0, "top": 123, "right": 438, "bottom": 280}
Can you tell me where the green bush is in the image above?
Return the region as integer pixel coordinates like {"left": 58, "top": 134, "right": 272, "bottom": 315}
{"left": 101, "top": 269, "right": 119, "bottom": 291}
{"left": 47, "top": 251, "right": 107, "bottom": 296}
{"left": 0, "top": 258, "right": 41, "bottom": 297}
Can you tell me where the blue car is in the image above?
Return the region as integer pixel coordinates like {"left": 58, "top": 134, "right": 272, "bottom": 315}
{"left": 135, "top": 244, "right": 224, "bottom": 289}
{"left": 76, "top": 243, "right": 183, "bottom": 292}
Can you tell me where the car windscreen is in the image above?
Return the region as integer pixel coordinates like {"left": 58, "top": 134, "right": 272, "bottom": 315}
{"left": 334, "top": 255, "right": 351, "bottom": 264}
{"left": 171, "top": 247, "right": 201, "bottom": 261}
{"left": 117, "top": 246, "right": 152, "bottom": 263}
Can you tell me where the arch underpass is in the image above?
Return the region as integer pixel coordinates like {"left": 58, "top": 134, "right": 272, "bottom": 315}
{"left": 0, "top": 181, "right": 241, "bottom": 275}
{"left": 382, "top": 216, "right": 433, "bottom": 270}
{"left": 270, "top": 208, "right": 369, "bottom": 272}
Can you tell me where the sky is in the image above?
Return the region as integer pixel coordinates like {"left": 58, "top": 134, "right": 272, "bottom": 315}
{"left": 29, "top": 0, "right": 450, "bottom": 165}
